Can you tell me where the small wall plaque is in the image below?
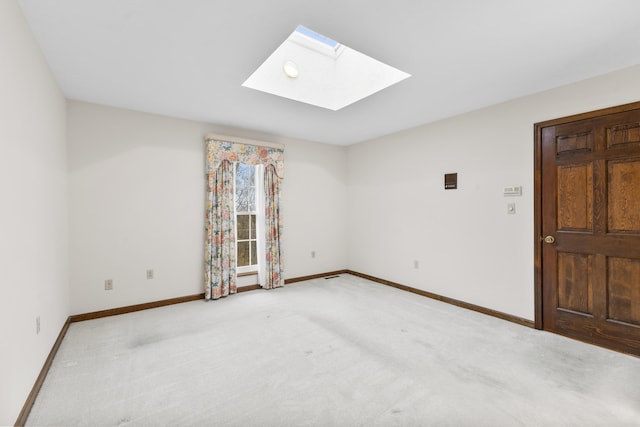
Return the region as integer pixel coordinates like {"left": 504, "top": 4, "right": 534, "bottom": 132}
{"left": 444, "top": 173, "right": 457, "bottom": 190}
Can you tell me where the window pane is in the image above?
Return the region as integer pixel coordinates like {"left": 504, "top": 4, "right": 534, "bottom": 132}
{"left": 236, "top": 163, "right": 255, "bottom": 212}
{"left": 236, "top": 194, "right": 248, "bottom": 212}
{"left": 235, "top": 163, "right": 258, "bottom": 269}
{"left": 249, "top": 189, "right": 256, "bottom": 212}
{"left": 250, "top": 240, "right": 257, "bottom": 266}
{"left": 250, "top": 214, "right": 256, "bottom": 239}
{"left": 237, "top": 241, "right": 250, "bottom": 266}
{"left": 237, "top": 214, "right": 250, "bottom": 240}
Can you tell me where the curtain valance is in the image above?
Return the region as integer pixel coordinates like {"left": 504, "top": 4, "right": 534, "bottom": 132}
{"left": 205, "top": 139, "right": 285, "bottom": 179}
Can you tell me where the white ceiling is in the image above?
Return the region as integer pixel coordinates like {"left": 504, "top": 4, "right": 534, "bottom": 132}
{"left": 17, "top": 0, "right": 640, "bottom": 146}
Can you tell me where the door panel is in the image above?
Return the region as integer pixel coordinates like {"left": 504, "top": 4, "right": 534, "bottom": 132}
{"left": 557, "top": 164, "right": 593, "bottom": 231}
{"left": 556, "top": 131, "right": 594, "bottom": 154}
{"left": 608, "top": 160, "right": 640, "bottom": 232}
{"left": 608, "top": 257, "right": 640, "bottom": 326}
{"left": 536, "top": 103, "right": 640, "bottom": 356}
{"left": 607, "top": 122, "right": 640, "bottom": 149}
{"left": 557, "top": 252, "right": 593, "bottom": 315}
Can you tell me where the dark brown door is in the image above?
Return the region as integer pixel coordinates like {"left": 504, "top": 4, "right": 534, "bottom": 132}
{"left": 536, "top": 103, "right": 640, "bottom": 356}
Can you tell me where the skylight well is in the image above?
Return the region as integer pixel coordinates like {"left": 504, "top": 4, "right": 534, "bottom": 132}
{"left": 242, "top": 25, "right": 410, "bottom": 111}
{"left": 291, "top": 25, "right": 342, "bottom": 57}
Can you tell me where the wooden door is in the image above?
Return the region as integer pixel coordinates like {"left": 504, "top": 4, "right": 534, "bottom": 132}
{"left": 535, "top": 102, "right": 640, "bottom": 356}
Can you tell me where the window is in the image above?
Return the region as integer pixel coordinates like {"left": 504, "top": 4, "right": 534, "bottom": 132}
{"left": 204, "top": 139, "right": 284, "bottom": 299}
{"left": 235, "top": 163, "right": 258, "bottom": 272}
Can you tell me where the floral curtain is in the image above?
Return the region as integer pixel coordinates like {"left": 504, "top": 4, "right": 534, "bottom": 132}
{"left": 204, "top": 160, "right": 236, "bottom": 300}
{"left": 204, "top": 139, "right": 284, "bottom": 300}
{"left": 263, "top": 164, "right": 284, "bottom": 289}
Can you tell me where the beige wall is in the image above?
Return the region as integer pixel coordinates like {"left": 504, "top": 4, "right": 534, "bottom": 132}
{"left": 347, "top": 64, "right": 640, "bottom": 321}
{"left": 67, "top": 101, "right": 348, "bottom": 314}
{"left": 0, "top": 1, "right": 69, "bottom": 424}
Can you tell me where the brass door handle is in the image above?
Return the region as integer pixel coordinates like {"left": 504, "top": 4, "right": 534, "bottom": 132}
{"left": 544, "top": 235, "right": 555, "bottom": 244}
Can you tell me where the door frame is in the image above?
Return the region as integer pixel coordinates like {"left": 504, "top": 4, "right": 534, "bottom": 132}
{"left": 533, "top": 100, "right": 640, "bottom": 331}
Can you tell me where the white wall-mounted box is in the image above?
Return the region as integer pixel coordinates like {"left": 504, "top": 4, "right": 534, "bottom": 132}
{"left": 504, "top": 186, "right": 522, "bottom": 197}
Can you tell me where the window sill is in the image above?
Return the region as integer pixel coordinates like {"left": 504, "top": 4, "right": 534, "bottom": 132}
{"left": 237, "top": 271, "right": 258, "bottom": 278}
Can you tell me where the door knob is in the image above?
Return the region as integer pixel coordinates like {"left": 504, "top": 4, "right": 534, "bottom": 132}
{"left": 544, "top": 235, "right": 555, "bottom": 244}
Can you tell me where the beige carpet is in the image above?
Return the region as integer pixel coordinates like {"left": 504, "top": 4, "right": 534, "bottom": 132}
{"left": 27, "top": 274, "right": 640, "bottom": 426}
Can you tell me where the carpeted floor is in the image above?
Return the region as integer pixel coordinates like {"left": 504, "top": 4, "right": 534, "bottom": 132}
{"left": 27, "top": 274, "right": 640, "bottom": 426}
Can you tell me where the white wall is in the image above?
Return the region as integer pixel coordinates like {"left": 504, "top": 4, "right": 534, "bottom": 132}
{"left": 281, "top": 134, "right": 348, "bottom": 278}
{"left": 68, "top": 101, "right": 348, "bottom": 314}
{"left": 347, "top": 64, "right": 640, "bottom": 321}
{"left": 0, "top": 1, "right": 69, "bottom": 424}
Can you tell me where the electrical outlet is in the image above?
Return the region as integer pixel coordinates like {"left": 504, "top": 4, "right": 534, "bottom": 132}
{"left": 36, "top": 316, "right": 40, "bottom": 335}
{"left": 105, "top": 279, "right": 113, "bottom": 290}
{"left": 146, "top": 269, "right": 154, "bottom": 280}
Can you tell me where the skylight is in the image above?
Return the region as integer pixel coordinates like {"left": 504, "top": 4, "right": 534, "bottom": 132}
{"left": 242, "top": 25, "right": 411, "bottom": 111}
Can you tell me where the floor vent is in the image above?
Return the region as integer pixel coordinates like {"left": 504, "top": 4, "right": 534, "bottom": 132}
{"left": 324, "top": 275, "right": 341, "bottom": 280}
